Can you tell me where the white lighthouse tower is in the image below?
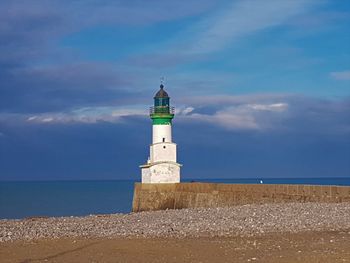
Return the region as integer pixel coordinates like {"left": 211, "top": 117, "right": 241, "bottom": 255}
{"left": 140, "top": 83, "right": 181, "bottom": 183}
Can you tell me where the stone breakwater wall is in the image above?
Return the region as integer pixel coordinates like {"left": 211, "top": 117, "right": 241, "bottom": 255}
{"left": 132, "top": 182, "right": 350, "bottom": 212}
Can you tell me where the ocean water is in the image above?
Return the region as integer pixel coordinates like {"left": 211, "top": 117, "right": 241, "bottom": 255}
{"left": 0, "top": 178, "right": 349, "bottom": 219}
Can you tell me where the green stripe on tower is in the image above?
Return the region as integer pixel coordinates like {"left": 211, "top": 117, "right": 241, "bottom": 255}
{"left": 151, "top": 113, "right": 174, "bottom": 125}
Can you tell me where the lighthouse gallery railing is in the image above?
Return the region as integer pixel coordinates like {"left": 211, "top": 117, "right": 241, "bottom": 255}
{"left": 150, "top": 106, "right": 175, "bottom": 115}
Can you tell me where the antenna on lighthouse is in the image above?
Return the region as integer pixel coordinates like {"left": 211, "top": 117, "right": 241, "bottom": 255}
{"left": 160, "top": 77, "right": 165, "bottom": 87}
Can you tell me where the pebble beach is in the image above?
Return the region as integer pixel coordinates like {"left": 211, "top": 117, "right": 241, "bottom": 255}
{"left": 1, "top": 202, "right": 350, "bottom": 242}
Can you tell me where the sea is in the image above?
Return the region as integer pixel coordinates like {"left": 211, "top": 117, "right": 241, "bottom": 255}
{"left": 1, "top": 177, "right": 349, "bottom": 219}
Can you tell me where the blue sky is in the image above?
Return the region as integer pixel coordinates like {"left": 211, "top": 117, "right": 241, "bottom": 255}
{"left": 0, "top": 0, "right": 349, "bottom": 180}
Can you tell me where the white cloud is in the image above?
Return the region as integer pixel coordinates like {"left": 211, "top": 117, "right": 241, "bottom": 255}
{"left": 41, "top": 117, "right": 54, "bottom": 123}
{"left": 3, "top": 94, "right": 349, "bottom": 135}
{"left": 22, "top": 97, "right": 289, "bottom": 130}
{"left": 330, "top": 70, "right": 350, "bottom": 80}
{"left": 27, "top": 116, "right": 38, "bottom": 121}
{"left": 26, "top": 106, "right": 147, "bottom": 124}
{"left": 212, "top": 110, "right": 259, "bottom": 130}
{"left": 177, "top": 107, "right": 195, "bottom": 115}
{"left": 178, "top": 98, "right": 289, "bottom": 130}
{"left": 248, "top": 103, "right": 288, "bottom": 112}
{"left": 179, "top": 93, "right": 291, "bottom": 106}
{"left": 185, "top": 0, "right": 315, "bottom": 54}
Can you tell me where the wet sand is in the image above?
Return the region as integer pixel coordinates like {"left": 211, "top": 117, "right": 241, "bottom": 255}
{"left": 1, "top": 230, "right": 350, "bottom": 263}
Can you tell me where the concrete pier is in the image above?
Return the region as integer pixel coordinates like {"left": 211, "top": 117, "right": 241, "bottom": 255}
{"left": 132, "top": 182, "right": 350, "bottom": 212}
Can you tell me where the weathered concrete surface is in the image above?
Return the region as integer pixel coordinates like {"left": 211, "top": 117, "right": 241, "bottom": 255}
{"left": 132, "top": 183, "right": 350, "bottom": 212}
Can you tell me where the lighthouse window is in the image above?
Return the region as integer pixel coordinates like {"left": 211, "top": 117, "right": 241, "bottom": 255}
{"left": 163, "top": 146, "right": 166, "bottom": 149}
{"left": 155, "top": 98, "right": 169, "bottom": 107}
{"left": 162, "top": 138, "right": 165, "bottom": 142}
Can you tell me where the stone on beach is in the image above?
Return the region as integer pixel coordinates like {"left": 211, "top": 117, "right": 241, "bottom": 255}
{"left": 1, "top": 202, "right": 349, "bottom": 242}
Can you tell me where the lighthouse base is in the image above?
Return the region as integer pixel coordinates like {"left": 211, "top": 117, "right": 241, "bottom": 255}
{"left": 140, "top": 162, "right": 181, "bottom": 183}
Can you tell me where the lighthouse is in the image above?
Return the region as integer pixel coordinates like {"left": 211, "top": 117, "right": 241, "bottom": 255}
{"left": 140, "top": 83, "right": 181, "bottom": 183}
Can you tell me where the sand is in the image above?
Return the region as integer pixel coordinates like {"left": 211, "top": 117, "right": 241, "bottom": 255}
{"left": 1, "top": 231, "right": 350, "bottom": 263}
